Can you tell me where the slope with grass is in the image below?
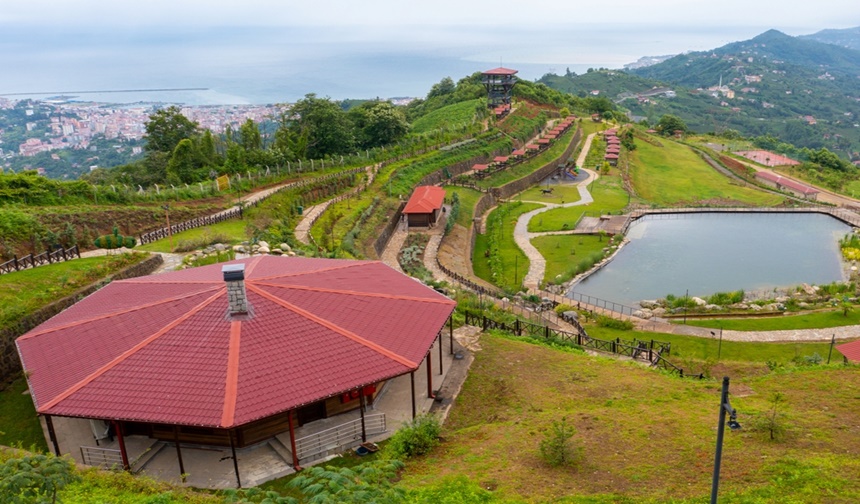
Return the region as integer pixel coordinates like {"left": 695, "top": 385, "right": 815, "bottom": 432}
{"left": 410, "top": 99, "right": 482, "bottom": 135}
{"left": 528, "top": 173, "right": 628, "bottom": 233}
{"left": 629, "top": 134, "right": 783, "bottom": 206}
{"left": 401, "top": 332, "right": 860, "bottom": 503}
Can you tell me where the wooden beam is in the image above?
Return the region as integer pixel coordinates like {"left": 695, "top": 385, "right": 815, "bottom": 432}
{"left": 288, "top": 410, "right": 301, "bottom": 471}
{"left": 112, "top": 421, "right": 130, "bottom": 471}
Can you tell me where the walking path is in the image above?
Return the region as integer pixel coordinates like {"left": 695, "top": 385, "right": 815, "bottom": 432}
{"left": 294, "top": 164, "right": 378, "bottom": 245}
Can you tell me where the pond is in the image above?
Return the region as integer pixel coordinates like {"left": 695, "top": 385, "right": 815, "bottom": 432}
{"left": 568, "top": 212, "right": 851, "bottom": 307}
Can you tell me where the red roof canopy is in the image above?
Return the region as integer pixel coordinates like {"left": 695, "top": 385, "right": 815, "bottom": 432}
{"left": 754, "top": 171, "right": 819, "bottom": 195}
{"left": 494, "top": 156, "right": 510, "bottom": 163}
{"left": 511, "top": 149, "right": 527, "bottom": 156}
{"left": 537, "top": 138, "right": 551, "bottom": 144}
{"left": 483, "top": 67, "right": 518, "bottom": 75}
{"left": 473, "top": 163, "right": 490, "bottom": 171}
{"left": 545, "top": 133, "right": 558, "bottom": 139}
{"left": 604, "top": 153, "right": 619, "bottom": 159}
{"left": 525, "top": 144, "right": 540, "bottom": 150}
{"left": 836, "top": 340, "right": 860, "bottom": 362}
{"left": 16, "top": 256, "right": 455, "bottom": 428}
{"left": 404, "top": 185, "right": 446, "bottom": 214}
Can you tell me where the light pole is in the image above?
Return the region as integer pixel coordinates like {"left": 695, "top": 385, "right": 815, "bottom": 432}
{"left": 710, "top": 325, "right": 724, "bottom": 361}
{"left": 711, "top": 376, "right": 742, "bottom": 504}
{"left": 162, "top": 204, "right": 173, "bottom": 252}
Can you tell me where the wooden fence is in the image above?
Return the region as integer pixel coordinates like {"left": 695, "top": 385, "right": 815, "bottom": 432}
{"left": 464, "top": 311, "right": 702, "bottom": 379}
{"left": 0, "top": 245, "right": 80, "bottom": 275}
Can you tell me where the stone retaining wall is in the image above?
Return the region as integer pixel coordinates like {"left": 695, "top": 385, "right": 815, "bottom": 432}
{"left": 0, "top": 253, "right": 164, "bottom": 386}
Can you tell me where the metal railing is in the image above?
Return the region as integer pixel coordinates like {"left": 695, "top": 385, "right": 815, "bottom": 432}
{"left": 80, "top": 445, "right": 123, "bottom": 469}
{"left": 294, "top": 413, "right": 386, "bottom": 463}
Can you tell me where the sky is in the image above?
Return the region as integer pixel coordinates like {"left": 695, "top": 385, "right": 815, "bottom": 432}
{"left": 1, "top": 1, "right": 858, "bottom": 103}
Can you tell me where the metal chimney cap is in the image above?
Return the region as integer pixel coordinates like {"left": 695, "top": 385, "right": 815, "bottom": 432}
{"left": 222, "top": 263, "right": 245, "bottom": 282}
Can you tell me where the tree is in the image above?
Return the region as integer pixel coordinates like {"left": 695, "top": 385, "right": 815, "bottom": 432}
{"left": 239, "top": 118, "right": 262, "bottom": 152}
{"left": 539, "top": 417, "right": 581, "bottom": 467}
{"left": 289, "top": 94, "right": 355, "bottom": 159}
{"left": 427, "top": 77, "right": 455, "bottom": 100}
{"left": 350, "top": 101, "right": 409, "bottom": 149}
{"left": 753, "top": 392, "right": 788, "bottom": 441}
{"left": 144, "top": 106, "right": 199, "bottom": 153}
{"left": 0, "top": 451, "right": 79, "bottom": 504}
{"left": 655, "top": 114, "right": 688, "bottom": 136}
{"left": 166, "top": 138, "right": 196, "bottom": 184}
{"left": 196, "top": 129, "right": 220, "bottom": 167}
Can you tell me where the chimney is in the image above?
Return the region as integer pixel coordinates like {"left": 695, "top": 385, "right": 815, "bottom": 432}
{"left": 222, "top": 264, "right": 248, "bottom": 315}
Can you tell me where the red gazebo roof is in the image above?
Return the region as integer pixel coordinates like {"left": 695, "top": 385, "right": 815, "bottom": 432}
{"left": 473, "top": 163, "right": 490, "bottom": 171}
{"left": 605, "top": 153, "right": 619, "bottom": 159}
{"left": 545, "top": 133, "right": 558, "bottom": 139}
{"left": 494, "top": 156, "right": 510, "bottom": 163}
{"left": 836, "top": 339, "right": 860, "bottom": 362}
{"left": 511, "top": 149, "right": 527, "bottom": 156}
{"left": 483, "top": 67, "right": 518, "bottom": 75}
{"left": 525, "top": 144, "right": 540, "bottom": 150}
{"left": 16, "top": 256, "right": 455, "bottom": 428}
{"left": 404, "top": 185, "right": 446, "bottom": 214}
{"left": 537, "top": 138, "right": 551, "bottom": 144}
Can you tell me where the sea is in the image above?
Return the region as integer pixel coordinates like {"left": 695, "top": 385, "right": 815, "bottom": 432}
{"left": 0, "top": 24, "right": 794, "bottom": 105}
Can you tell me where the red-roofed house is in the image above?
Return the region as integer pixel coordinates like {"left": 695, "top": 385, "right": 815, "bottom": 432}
{"left": 604, "top": 153, "right": 619, "bottom": 166}
{"left": 754, "top": 171, "right": 819, "bottom": 199}
{"left": 403, "top": 185, "right": 446, "bottom": 227}
{"left": 16, "top": 256, "right": 455, "bottom": 486}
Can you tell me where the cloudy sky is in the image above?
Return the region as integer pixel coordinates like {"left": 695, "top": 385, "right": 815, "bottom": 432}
{"left": 1, "top": 1, "right": 858, "bottom": 102}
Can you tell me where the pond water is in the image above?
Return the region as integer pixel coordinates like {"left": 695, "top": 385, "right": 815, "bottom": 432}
{"left": 568, "top": 212, "right": 851, "bottom": 307}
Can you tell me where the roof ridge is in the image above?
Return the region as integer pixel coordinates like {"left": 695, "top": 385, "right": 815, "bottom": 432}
{"left": 251, "top": 259, "right": 368, "bottom": 282}
{"left": 37, "top": 289, "right": 225, "bottom": 413}
{"left": 247, "top": 284, "right": 417, "bottom": 368}
{"left": 220, "top": 321, "right": 242, "bottom": 427}
{"left": 252, "top": 281, "right": 455, "bottom": 305}
{"left": 243, "top": 255, "right": 265, "bottom": 277}
{"left": 17, "top": 285, "right": 222, "bottom": 342}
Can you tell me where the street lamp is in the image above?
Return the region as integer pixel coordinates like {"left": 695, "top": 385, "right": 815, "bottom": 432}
{"left": 711, "top": 376, "right": 741, "bottom": 504}
{"left": 710, "top": 325, "right": 724, "bottom": 361}
{"left": 161, "top": 204, "right": 173, "bottom": 252}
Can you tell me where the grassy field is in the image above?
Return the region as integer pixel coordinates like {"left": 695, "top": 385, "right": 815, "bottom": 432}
{"left": 476, "top": 127, "right": 577, "bottom": 189}
{"left": 528, "top": 173, "right": 628, "bottom": 233}
{"left": 473, "top": 201, "right": 542, "bottom": 291}
{"left": 135, "top": 219, "right": 250, "bottom": 253}
{"left": 630, "top": 135, "right": 782, "bottom": 206}
{"left": 400, "top": 332, "right": 860, "bottom": 503}
{"left": 410, "top": 99, "right": 482, "bottom": 134}
{"left": 0, "top": 252, "right": 149, "bottom": 328}
{"left": 0, "top": 378, "right": 47, "bottom": 451}
{"left": 444, "top": 186, "right": 485, "bottom": 227}
{"left": 518, "top": 183, "right": 582, "bottom": 204}
{"left": 533, "top": 234, "right": 610, "bottom": 285}
{"left": 683, "top": 309, "right": 860, "bottom": 331}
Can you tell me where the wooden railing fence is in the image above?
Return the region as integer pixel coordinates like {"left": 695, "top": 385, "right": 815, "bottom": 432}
{"left": 0, "top": 245, "right": 80, "bottom": 275}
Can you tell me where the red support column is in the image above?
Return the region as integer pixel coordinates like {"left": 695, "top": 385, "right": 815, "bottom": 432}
{"left": 438, "top": 332, "right": 443, "bottom": 375}
{"left": 111, "top": 421, "right": 130, "bottom": 471}
{"left": 288, "top": 410, "right": 301, "bottom": 471}
{"left": 426, "top": 352, "right": 434, "bottom": 399}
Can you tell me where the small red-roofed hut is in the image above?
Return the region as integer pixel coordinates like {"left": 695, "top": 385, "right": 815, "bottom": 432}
{"left": 604, "top": 153, "right": 619, "bottom": 166}
{"left": 403, "top": 185, "right": 446, "bottom": 227}
{"left": 836, "top": 339, "right": 860, "bottom": 363}
{"left": 16, "top": 256, "right": 455, "bottom": 485}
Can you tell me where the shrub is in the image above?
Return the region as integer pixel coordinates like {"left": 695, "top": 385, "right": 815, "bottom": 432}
{"left": 539, "top": 417, "right": 581, "bottom": 467}
{"left": 383, "top": 414, "right": 441, "bottom": 459}
{"left": 595, "top": 315, "right": 633, "bottom": 330}
{"left": 751, "top": 392, "right": 788, "bottom": 442}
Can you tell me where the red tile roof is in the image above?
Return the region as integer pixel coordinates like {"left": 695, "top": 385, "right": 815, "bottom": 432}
{"left": 545, "top": 133, "right": 558, "bottom": 139}
{"left": 604, "top": 153, "right": 619, "bottom": 159}
{"left": 403, "top": 185, "right": 446, "bottom": 214}
{"left": 483, "top": 67, "right": 518, "bottom": 75}
{"left": 537, "top": 138, "right": 551, "bottom": 144}
{"left": 836, "top": 340, "right": 860, "bottom": 362}
{"left": 511, "top": 149, "right": 526, "bottom": 156}
{"left": 525, "top": 144, "right": 540, "bottom": 150}
{"left": 473, "top": 163, "right": 490, "bottom": 171}
{"left": 754, "top": 171, "right": 819, "bottom": 195}
{"left": 16, "top": 256, "right": 455, "bottom": 428}
{"left": 494, "top": 156, "right": 509, "bottom": 163}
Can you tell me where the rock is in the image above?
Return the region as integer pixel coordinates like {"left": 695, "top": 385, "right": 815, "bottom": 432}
{"left": 775, "top": 296, "right": 789, "bottom": 303}
{"left": 748, "top": 304, "right": 762, "bottom": 311}
{"left": 562, "top": 311, "right": 579, "bottom": 323}
{"left": 691, "top": 296, "right": 707, "bottom": 306}
{"left": 280, "top": 243, "right": 291, "bottom": 252}
{"left": 258, "top": 240, "right": 270, "bottom": 249}
{"left": 801, "top": 283, "right": 817, "bottom": 295}
{"left": 233, "top": 245, "right": 245, "bottom": 252}
{"left": 652, "top": 307, "right": 666, "bottom": 316}
{"left": 704, "top": 304, "right": 722, "bottom": 311}
{"left": 640, "top": 299, "right": 660, "bottom": 309}
{"left": 214, "top": 243, "right": 227, "bottom": 252}
{"left": 633, "top": 309, "right": 653, "bottom": 319}
{"left": 270, "top": 249, "right": 283, "bottom": 255}
{"left": 258, "top": 245, "right": 270, "bottom": 254}
{"left": 762, "top": 303, "right": 779, "bottom": 311}
{"left": 730, "top": 303, "right": 749, "bottom": 310}
{"left": 798, "top": 302, "right": 810, "bottom": 308}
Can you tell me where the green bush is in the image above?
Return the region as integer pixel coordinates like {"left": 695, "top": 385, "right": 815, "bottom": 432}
{"left": 706, "top": 290, "right": 745, "bottom": 306}
{"left": 383, "top": 414, "right": 441, "bottom": 459}
{"left": 539, "top": 417, "right": 581, "bottom": 467}
{"left": 595, "top": 315, "right": 633, "bottom": 330}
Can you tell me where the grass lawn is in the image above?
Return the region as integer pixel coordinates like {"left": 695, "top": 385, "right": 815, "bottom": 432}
{"left": 0, "top": 378, "right": 47, "bottom": 451}
{"left": 473, "top": 201, "right": 542, "bottom": 291}
{"left": 585, "top": 326, "right": 835, "bottom": 365}
{"left": 683, "top": 309, "right": 860, "bottom": 331}
{"left": 444, "top": 186, "right": 484, "bottom": 227}
{"left": 136, "top": 219, "right": 250, "bottom": 253}
{"left": 533, "top": 234, "right": 610, "bottom": 285}
{"left": 528, "top": 173, "right": 628, "bottom": 233}
{"left": 630, "top": 135, "right": 782, "bottom": 206}
{"left": 518, "top": 183, "right": 582, "bottom": 204}
{"left": 400, "top": 332, "right": 860, "bottom": 502}
{"left": 0, "top": 253, "right": 149, "bottom": 328}
{"left": 410, "top": 99, "right": 481, "bottom": 134}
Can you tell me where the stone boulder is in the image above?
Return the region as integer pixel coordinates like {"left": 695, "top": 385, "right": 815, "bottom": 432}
{"left": 258, "top": 240, "right": 270, "bottom": 250}
{"left": 640, "top": 299, "right": 661, "bottom": 309}
{"left": 704, "top": 304, "right": 722, "bottom": 311}
{"left": 691, "top": 296, "right": 707, "bottom": 306}
{"left": 258, "top": 245, "right": 271, "bottom": 254}
{"left": 633, "top": 309, "right": 653, "bottom": 320}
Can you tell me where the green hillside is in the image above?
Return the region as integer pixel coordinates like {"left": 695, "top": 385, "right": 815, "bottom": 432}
{"left": 410, "top": 98, "right": 483, "bottom": 134}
